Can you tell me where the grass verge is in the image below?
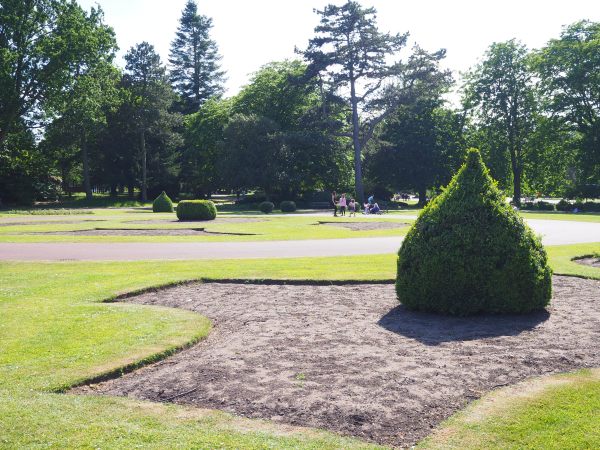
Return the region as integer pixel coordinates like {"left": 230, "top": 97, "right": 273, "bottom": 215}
{"left": 0, "top": 244, "right": 598, "bottom": 448}
{"left": 420, "top": 369, "right": 600, "bottom": 449}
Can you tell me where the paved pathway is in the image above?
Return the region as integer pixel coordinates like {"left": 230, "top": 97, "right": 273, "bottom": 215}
{"left": 0, "top": 219, "right": 598, "bottom": 261}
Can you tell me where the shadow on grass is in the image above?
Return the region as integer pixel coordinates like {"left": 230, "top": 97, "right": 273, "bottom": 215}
{"left": 378, "top": 305, "right": 550, "bottom": 345}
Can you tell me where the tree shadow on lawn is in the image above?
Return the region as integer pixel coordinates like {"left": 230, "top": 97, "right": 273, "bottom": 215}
{"left": 378, "top": 305, "right": 550, "bottom": 345}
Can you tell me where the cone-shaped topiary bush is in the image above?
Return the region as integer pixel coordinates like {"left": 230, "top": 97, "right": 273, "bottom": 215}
{"left": 396, "top": 149, "right": 552, "bottom": 315}
{"left": 176, "top": 200, "right": 217, "bottom": 221}
{"left": 152, "top": 191, "right": 174, "bottom": 213}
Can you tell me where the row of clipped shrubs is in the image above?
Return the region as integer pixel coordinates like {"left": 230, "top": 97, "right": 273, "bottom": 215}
{"left": 259, "top": 200, "right": 297, "bottom": 214}
{"left": 152, "top": 191, "right": 217, "bottom": 220}
{"left": 522, "top": 199, "right": 600, "bottom": 212}
{"left": 153, "top": 191, "right": 297, "bottom": 220}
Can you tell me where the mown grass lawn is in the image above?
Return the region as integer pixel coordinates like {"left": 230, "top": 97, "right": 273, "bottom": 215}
{"left": 420, "top": 369, "right": 600, "bottom": 450}
{"left": 0, "top": 210, "right": 413, "bottom": 243}
{"left": 0, "top": 244, "right": 598, "bottom": 448}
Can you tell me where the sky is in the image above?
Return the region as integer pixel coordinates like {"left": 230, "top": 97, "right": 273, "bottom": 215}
{"left": 79, "top": 0, "right": 600, "bottom": 98}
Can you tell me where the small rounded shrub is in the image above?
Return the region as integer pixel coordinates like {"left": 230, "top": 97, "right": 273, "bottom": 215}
{"left": 556, "top": 199, "right": 573, "bottom": 212}
{"left": 152, "top": 191, "right": 174, "bottom": 213}
{"left": 396, "top": 149, "right": 552, "bottom": 316}
{"left": 280, "top": 200, "right": 297, "bottom": 213}
{"left": 259, "top": 201, "right": 274, "bottom": 214}
{"left": 176, "top": 200, "right": 217, "bottom": 221}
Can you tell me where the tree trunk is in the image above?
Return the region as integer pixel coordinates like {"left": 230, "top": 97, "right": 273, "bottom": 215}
{"left": 81, "top": 132, "right": 93, "bottom": 201}
{"left": 110, "top": 184, "right": 118, "bottom": 198}
{"left": 418, "top": 186, "right": 428, "bottom": 206}
{"left": 140, "top": 129, "right": 147, "bottom": 202}
{"left": 508, "top": 132, "right": 521, "bottom": 206}
{"left": 127, "top": 184, "right": 134, "bottom": 198}
{"left": 513, "top": 165, "right": 521, "bottom": 206}
{"left": 350, "top": 77, "right": 365, "bottom": 204}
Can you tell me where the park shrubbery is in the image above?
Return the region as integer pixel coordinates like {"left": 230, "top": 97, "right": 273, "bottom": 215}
{"left": 280, "top": 201, "right": 296, "bottom": 212}
{"left": 152, "top": 191, "right": 174, "bottom": 212}
{"left": 523, "top": 200, "right": 554, "bottom": 211}
{"left": 396, "top": 148, "right": 552, "bottom": 315}
{"left": 259, "top": 201, "right": 274, "bottom": 214}
{"left": 176, "top": 200, "right": 217, "bottom": 221}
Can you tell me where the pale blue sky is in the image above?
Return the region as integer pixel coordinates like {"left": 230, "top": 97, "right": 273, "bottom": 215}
{"left": 79, "top": 0, "right": 600, "bottom": 97}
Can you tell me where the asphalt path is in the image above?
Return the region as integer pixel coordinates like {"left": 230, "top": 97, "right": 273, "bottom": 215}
{"left": 0, "top": 218, "right": 598, "bottom": 261}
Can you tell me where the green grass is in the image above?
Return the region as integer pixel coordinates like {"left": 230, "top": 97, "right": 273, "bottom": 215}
{"left": 0, "top": 211, "right": 413, "bottom": 243}
{"left": 0, "top": 254, "right": 395, "bottom": 449}
{"left": 519, "top": 210, "right": 600, "bottom": 222}
{"left": 420, "top": 369, "right": 600, "bottom": 449}
{"left": 0, "top": 244, "right": 598, "bottom": 448}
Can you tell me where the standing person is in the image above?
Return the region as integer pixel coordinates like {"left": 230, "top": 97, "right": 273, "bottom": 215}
{"left": 331, "top": 191, "right": 338, "bottom": 217}
{"left": 348, "top": 198, "right": 356, "bottom": 217}
{"left": 368, "top": 194, "right": 375, "bottom": 206}
{"left": 339, "top": 193, "right": 347, "bottom": 216}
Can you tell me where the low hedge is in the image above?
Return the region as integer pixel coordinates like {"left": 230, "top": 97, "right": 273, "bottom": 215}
{"left": 280, "top": 201, "right": 296, "bottom": 213}
{"left": 176, "top": 200, "right": 217, "bottom": 221}
{"left": 152, "top": 191, "right": 174, "bottom": 213}
{"left": 522, "top": 200, "right": 554, "bottom": 211}
{"left": 396, "top": 149, "right": 552, "bottom": 316}
{"left": 259, "top": 201, "right": 274, "bottom": 214}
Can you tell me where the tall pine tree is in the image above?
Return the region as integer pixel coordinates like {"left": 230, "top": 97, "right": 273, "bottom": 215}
{"left": 169, "top": 0, "right": 224, "bottom": 113}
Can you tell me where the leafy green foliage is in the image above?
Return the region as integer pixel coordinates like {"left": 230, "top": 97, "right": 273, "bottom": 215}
{"left": 463, "top": 40, "right": 536, "bottom": 205}
{"left": 152, "top": 191, "right": 174, "bottom": 213}
{"left": 259, "top": 201, "right": 275, "bottom": 214}
{"left": 280, "top": 201, "right": 297, "bottom": 212}
{"left": 396, "top": 149, "right": 552, "bottom": 315}
{"left": 124, "top": 42, "right": 182, "bottom": 202}
{"left": 176, "top": 200, "right": 216, "bottom": 221}
{"left": 533, "top": 21, "right": 600, "bottom": 185}
{"left": 367, "top": 102, "right": 464, "bottom": 206}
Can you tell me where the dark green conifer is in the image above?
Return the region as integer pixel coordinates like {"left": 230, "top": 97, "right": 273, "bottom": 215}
{"left": 169, "top": 0, "right": 225, "bottom": 113}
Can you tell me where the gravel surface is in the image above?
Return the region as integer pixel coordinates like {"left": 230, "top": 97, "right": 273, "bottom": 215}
{"left": 76, "top": 276, "right": 600, "bottom": 448}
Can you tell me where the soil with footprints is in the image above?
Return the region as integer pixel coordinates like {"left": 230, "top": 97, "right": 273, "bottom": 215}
{"left": 75, "top": 276, "right": 600, "bottom": 448}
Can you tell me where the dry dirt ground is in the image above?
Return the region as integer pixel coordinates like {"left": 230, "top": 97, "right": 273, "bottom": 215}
{"left": 125, "top": 218, "right": 264, "bottom": 225}
{"left": 27, "top": 228, "right": 257, "bottom": 236}
{"left": 319, "top": 221, "right": 409, "bottom": 231}
{"left": 76, "top": 276, "right": 600, "bottom": 448}
{"left": 0, "top": 219, "right": 105, "bottom": 227}
{"left": 576, "top": 256, "right": 600, "bottom": 268}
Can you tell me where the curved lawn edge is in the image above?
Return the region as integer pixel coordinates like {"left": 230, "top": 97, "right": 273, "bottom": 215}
{"left": 419, "top": 368, "right": 600, "bottom": 449}
{"left": 58, "top": 322, "right": 211, "bottom": 393}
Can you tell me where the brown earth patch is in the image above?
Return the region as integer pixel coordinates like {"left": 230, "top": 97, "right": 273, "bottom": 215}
{"left": 0, "top": 219, "right": 105, "bottom": 227}
{"left": 27, "top": 228, "right": 257, "bottom": 236}
{"left": 126, "top": 218, "right": 264, "bottom": 225}
{"left": 75, "top": 276, "right": 600, "bottom": 448}
{"left": 575, "top": 256, "right": 600, "bottom": 268}
{"left": 318, "top": 221, "right": 409, "bottom": 231}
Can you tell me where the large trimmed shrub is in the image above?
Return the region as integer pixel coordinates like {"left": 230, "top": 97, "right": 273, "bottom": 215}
{"left": 280, "top": 200, "right": 296, "bottom": 213}
{"left": 176, "top": 200, "right": 217, "bottom": 221}
{"left": 396, "top": 149, "right": 552, "bottom": 315}
{"left": 259, "top": 201, "right": 274, "bottom": 214}
{"left": 152, "top": 191, "right": 174, "bottom": 213}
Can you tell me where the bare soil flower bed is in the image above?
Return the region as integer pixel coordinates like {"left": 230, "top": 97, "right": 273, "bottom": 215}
{"left": 76, "top": 276, "right": 600, "bottom": 448}
{"left": 575, "top": 256, "right": 600, "bottom": 268}
{"left": 318, "top": 221, "right": 409, "bottom": 231}
{"left": 26, "top": 228, "right": 257, "bottom": 236}
{"left": 126, "top": 218, "right": 264, "bottom": 225}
